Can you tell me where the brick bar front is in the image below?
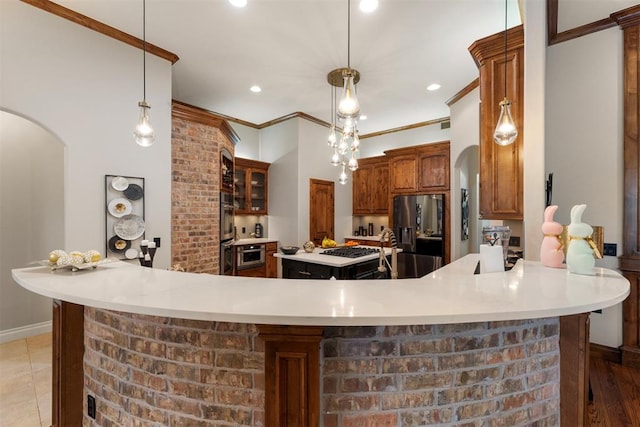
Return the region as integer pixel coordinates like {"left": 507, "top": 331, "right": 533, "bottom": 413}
{"left": 83, "top": 308, "right": 560, "bottom": 426}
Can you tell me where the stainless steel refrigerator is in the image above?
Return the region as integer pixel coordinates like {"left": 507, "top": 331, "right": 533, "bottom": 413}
{"left": 393, "top": 194, "right": 444, "bottom": 257}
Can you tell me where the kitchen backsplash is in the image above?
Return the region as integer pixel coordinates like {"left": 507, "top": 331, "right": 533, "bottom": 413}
{"left": 234, "top": 215, "right": 267, "bottom": 239}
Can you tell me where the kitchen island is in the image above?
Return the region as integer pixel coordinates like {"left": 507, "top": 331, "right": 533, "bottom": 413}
{"left": 275, "top": 245, "right": 397, "bottom": 279}
{"left": 12, "top": 255, "right": 630, "bottom": 426}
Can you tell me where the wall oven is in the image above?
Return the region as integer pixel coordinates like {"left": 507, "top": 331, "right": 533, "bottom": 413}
{"left": 220, "top": 239, "right": 234, "bottom": 275}
{"left": 220, "top": 192, "right": 234, "bottom": 242}
{"left": 236, "top": 244, "right": 265, "bottom": 270}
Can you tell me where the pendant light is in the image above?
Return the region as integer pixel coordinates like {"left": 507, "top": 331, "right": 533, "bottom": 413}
{"left": 493, "top": 0, "right": 517, "bottom": 146}
{"left": 326, "top": 0, "right": 362, "bottom": 184}
{"left": 134, "top": 0, "right": 155, "bottom": 147}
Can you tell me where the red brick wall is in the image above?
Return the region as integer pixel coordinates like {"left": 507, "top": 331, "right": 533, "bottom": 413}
{"left": 171, "top": 102, "right": 236, "bottom": 274}
{"left": 321, "top": 320, "right": 560, "bottom": 426}
{"left": 83, "top": 307, "right": 265, "bottom": 426}
{"left": 83, "top": 308, "right": 559, "bottom": 426}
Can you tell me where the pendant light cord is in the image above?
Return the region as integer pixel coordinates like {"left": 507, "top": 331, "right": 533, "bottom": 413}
{"left": 347, "top": 0, "right": 351, "bottom": 70}
{"left": 143, "top": 0, "right": 147, "bottom": 101}
{"left": 503, "top": 0, "right": 507, "bottom": 99}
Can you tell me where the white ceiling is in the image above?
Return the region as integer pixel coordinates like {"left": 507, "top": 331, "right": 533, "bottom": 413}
{"left": 54, "top": 0, "right": 521, "bottom": 134}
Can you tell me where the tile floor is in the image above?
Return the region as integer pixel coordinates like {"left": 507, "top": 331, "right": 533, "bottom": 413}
{"left": 0, "top": 333, "right": 52, "bottom": 427}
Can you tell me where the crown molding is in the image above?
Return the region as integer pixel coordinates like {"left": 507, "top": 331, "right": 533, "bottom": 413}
{"left": 172, "top": 101, "right": 240, "bottom": 145}
{"left": 547, "top": 0, "right": 618, "bottom": 46}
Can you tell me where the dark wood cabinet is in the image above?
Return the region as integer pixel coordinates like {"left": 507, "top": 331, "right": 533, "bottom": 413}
{"left": 612, "top": 7, "right": 640, "bottom": 369}
{"left": 52, "top": 300, "right": 84, "bottom": 427}
{"left": 235, "top": 157, "right": 270, "bottom": 215}
{"left": 352, "top": 156, "right": 389, "bottom": 215}
{"left": 259, "top": 325, "right": 323, "bottom": 427}
{"left": 266, "top": 241, "right": 278, "bottom": 278}
{"left": 282, "top": 258, "right": 385, "bottom": 280}
{"left": 385, "top": 141, "right": 450, "bottom": 194}
{"left": 469, "top": 25, "right": 524, "bottom": 220}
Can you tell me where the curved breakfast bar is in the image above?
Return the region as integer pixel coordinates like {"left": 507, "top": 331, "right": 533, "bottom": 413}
{"left": 12, "top": 254, "right": 630, "bottom": 426}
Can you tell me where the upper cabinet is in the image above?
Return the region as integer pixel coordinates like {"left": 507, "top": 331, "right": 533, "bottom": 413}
{"left": 469, "top": 25, "right": 524, "bottom": 220}
{"left": 234, "top": 158, "right": 270, "bottom": 215}
{"left": 352, "top": 156, "right": 389, "bottom": 215}
{"left": 385, "top": 141, "right": 450, "bottom": 194}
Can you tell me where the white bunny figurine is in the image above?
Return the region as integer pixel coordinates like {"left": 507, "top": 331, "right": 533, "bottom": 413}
{"left": 566, "top": 204, "right": 596, "bottom": 275}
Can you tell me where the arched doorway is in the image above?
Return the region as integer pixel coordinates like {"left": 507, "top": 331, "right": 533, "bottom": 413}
{"left": 452, "top": 145, "right": 479, "bottom": 260}
{"left": 0, "top": 111, "right": 65, "bottom": 340}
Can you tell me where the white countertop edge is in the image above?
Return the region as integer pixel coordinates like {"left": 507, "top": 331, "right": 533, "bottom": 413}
{"left": 12, "top": 254, "right": 630, "bottom": 326}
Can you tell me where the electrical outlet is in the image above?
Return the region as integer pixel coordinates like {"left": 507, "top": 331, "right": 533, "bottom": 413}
{"left": 87, "top": 395, "right": 96, "bottom": 419}
{"left": 509, "top": 236, "right": 520, "bottom": 247}
{"left": 603, "top": 243, "right": 617, "bottom": 257}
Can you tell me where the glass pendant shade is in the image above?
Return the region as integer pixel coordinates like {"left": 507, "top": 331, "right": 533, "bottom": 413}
{"left": 338, "top": 163, "right": 348, "bottom": 185}
{"left": 493, "top": 98, "right": 517, "bottom": 146}
{"left": 331, "top": 148, "right": 341, "bottom": 166}
{"left": 351, "top": 131, "right": 360, "bottom": 151}
{"left": 134, "top": 101, "right": 155, "bottom": 147}
{"left": 327, "top": 124, "right": 337, "bottom": 147}
{"left": 337, "top": 73, "right": 360, "bottom": 118}
{"left": 348, "top": 154, "right": 358, "bottom": 171}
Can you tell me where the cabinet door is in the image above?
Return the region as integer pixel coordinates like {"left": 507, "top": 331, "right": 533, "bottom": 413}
{"left": 372, "top": 163, "right": 389, "bottom": 214}
{"left": 352, "top": 165, "right": 372, "bottom": 214}
{"left": 418, "top": 152, "right": 449, "bottom": 191}
{"left": 250, "top": 169, "right": 268, "bottom": 214}
{"left": 389, "top": 155, "right": 417, "bottom": 193}
{"left": 234, "top": 166, "right": 249, "bottom": 213}
{"left": 266, "top": 242, "right": 277, "bottom": 278}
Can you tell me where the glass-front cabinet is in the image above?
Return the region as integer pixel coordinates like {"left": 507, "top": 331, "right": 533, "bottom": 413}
{"left": 234, "top": 157, "right": 270, "bottom": 215}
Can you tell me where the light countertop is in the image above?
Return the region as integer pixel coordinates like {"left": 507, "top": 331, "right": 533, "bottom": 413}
{"left": 12, "top": 254, "right": 629, "bottom": 326}
{"left": 273, "top": 246, "right": 397, "bottom": 267}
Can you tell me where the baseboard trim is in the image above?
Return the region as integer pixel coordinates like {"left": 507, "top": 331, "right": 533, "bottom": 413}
{"left": 590, "top": 342, "right": 622, "bottom": 363}
{"left": 0, "top": 321, "right": 52, "bottom": 344}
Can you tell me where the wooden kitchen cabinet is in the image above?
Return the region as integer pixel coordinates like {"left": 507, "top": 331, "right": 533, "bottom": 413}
{"left": 266, "top": 241, "right": 277, "bottom": 278}
{"left": 385, "top": 141, "right": 450, "bottom": 194}
{"left": 352, "top": 156, "right": 389, "bottom": 215}
{"left": 235, "top": 157, "right": 270, "bottom": 215}
{"left": 469, "top": 25, "right": 524, "bottom": 220}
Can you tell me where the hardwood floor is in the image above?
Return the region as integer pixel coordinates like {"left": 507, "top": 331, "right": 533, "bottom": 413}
{"left": 589, "top": 357, "right": 640, "bottom": 426}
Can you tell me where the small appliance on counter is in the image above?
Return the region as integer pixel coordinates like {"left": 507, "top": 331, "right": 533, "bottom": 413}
{"left": 255, "top": 223, "right": 263, "bottom": 238}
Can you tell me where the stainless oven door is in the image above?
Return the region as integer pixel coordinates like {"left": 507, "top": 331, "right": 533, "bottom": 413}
{"left": 236, "top": 244, "right": 265, "bottom": 270}
{"left": 220, "top": 240, "right": 234, "bottom": 275}
{"left": 220, "top": 192, "right": 234, "bottom": 241}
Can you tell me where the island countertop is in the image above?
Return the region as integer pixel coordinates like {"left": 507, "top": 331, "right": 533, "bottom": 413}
{"left": 12, "top": 254, "right": 629, "bottom": 326}
{"left": 273, "top": 245, "right": 398, "bottom": 267}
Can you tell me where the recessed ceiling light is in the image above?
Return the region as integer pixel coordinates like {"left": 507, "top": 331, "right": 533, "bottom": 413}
{"left": 229, "top": 0, "right": 247, "bottom": 8}
{"left": 359, "top": 114, "right": 367, "bottom": 121}
{"left": 359, "top": 0, "right": 378, "bottom": 13}
{"left": 427, "top": 83, "right": 441, "bottom": 91}
{"left": 250, "top": 85, "right": 262, "bottom": 93}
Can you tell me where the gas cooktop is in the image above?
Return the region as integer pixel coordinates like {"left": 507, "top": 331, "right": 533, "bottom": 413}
{"left": 320, "top": 247, "right": 381, "bottom": 258}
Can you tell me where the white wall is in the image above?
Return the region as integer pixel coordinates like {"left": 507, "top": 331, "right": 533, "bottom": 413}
{"left": 231, "top": 123, "right": 260, "bottom": 159}
{"left": 259, "top": 119, "right": 299, "bottom": 246}
{"left": 449, "top": 88, "right": 481, "bottom": 259}
{"left": 298, "top": 119, "right": 353, "bottom": 242}
{"left": 359, "top": 123, "right": 450, "bottom": 158}
{"left": 0, "top": 113, "right": 64, "bottom": 338}
{"left": 546, "top": 27, "right": 624, "bottom": 347}
{"left": 1, "top": 1, "right": 173, "bottom": 334}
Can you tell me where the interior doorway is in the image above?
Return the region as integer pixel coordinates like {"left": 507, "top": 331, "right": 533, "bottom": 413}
{"left": 309, "top": 178, "right": 334, "bottom": 246}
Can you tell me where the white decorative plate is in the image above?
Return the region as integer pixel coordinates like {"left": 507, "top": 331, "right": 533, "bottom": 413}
{"left": 111, "top": 176, "right": 129, "bottom": 191}
{"left": 114, "top": 214, "right": 145, "bottom": 240}
{"left": 107, "top": 198, "right": 132, "bottom": 218}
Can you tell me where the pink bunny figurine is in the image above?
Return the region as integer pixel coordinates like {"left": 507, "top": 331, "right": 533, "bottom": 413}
{"left": 540, "top": 205, "right": 565, "bottom": 268}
